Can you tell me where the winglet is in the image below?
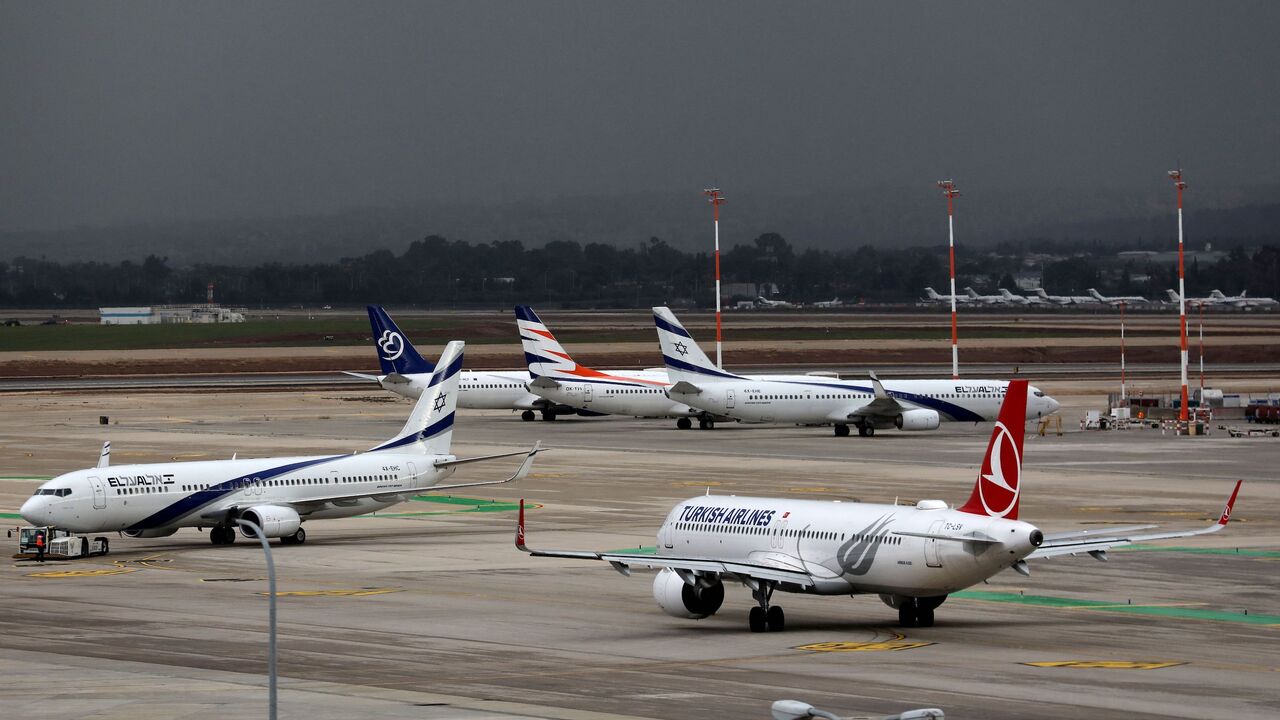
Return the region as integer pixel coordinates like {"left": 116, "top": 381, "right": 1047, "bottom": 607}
{"left": 516, "top": 499, "right": 529, "bottom": 551}
{"left": 869, "top": 371, "right": 888, "bottom": 399}
{"left": 1218, "top": 480, "right": 1242, "bottom": 525}
{"left": 97, "top": 440, "right": 111, "bottom": 469}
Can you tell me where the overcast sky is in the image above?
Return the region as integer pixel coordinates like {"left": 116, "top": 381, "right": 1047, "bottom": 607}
{"left": 2, "top": 1, "right": 1278, "bottom": 233}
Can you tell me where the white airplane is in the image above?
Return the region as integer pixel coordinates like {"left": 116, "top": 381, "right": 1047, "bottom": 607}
{"left": 964, "top": 287, "right": 1008, "bottom": 305}
{"left": 517, "top": 379, "right": 1242, "bottom": 631}
{"left": 516, "top": 305, "right": 710, "bottom": 429}
{"left": 1033, "top": 288, "right": 1098, "bottom": 306}
{"left": 1088, "top": 289, "right": 1148, "bottom": 306}
{"left": 811, "top": 297, "right": 843, "bottom": 308}
{"left": 1207, "top": 289, "right": 1278, "bottom": 309}
{"left": 346, "top": 305, "right": 574, "bottom": 422}
{"left": 756, "top": 296, "right": 796, "bottom": 309}
{"left": 922, "top": 287, "right": 971, "bottom": 305}
{"left": 654, "top": 306, "right": 1058, "bottom": 435}
{"left": 998, "top": 289, "right": 1033, "bottom": 305}
{"left": 21, "top": 341, "right": 543, "bottom": 545}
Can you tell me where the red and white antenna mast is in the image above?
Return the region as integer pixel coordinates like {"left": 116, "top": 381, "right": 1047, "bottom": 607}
{"left": 207, "top": 281, "right": 215, "bottom": 304}
{"left": 704, "top": 188, "right": 727, "bottom": 369}
{"left": 1168, "top": 169, "right": 1189, "bottom": 426}
{"left": 1120, "top": 300, "right": 1127, "bottom": 402}
{"left": 938, "top": 180, "right": 961, "bottom": 379}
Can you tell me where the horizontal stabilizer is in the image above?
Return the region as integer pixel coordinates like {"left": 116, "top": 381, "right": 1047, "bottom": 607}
{"left": 669, "top": 380, "right": 703, "bottom": 395}
{"left": 342, "top": 371, "right": 380, "bottom": 382}
{"left": 528, "top": 376, "right": 561, "bottom": 390}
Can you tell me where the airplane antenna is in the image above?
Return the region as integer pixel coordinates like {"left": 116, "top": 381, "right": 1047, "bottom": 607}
{"left": 704, "top": 188, "right": 727, "bottom": 369}
{"left": 937, "top": 180, "right": 961, "bottom": 379}
{"left": 1168, "top": 168, "right": 1189, "bottom": 429}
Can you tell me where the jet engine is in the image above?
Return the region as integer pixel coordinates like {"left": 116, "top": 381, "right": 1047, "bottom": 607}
{"left": 239, "top": 505, "right": 302, "bottom": 538}
{"left": 894, "top": 408, "right": 941, "bottom": 431}
{"left": 652, "top": 567, "right": 724, "bottom": 619}
{"left": 122, "top": 528, "right": 178, "bottom": 538}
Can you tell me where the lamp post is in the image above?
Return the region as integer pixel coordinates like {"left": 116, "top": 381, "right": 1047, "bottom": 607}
{"left": 1168, "top": 169, "right": 1189, "bottom": 425}
{"left": 704, "top": 188, "right": 727, "bottom": 369}
{"left": 236, "top": 518, "right": 277, "bottom": 720}
{"left": 938, "top": 180, "right": 961, "bottom": 379}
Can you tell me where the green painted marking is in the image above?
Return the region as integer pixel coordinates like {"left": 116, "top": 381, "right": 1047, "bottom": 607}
{"left": 359, "top": 495, "right": 522, "bottom": 518}
{"left": 955, "top": 591, "right": 1280, "bottom": 626}
{"left": 0, "top": 476, "right": 52, "bottom": 482}
{"left": 609, "top": 546, "right": 658, "bottom": 555}
{"left": 0, "top": 513, "right": 25, "bottom": 519}
{"left": 1118, "top": 545, "right": 1280, "bottom": 559}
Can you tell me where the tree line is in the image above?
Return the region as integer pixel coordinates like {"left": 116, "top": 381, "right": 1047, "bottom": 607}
{"left": 2, "top": 234, "right": 1278, "bottom": 308}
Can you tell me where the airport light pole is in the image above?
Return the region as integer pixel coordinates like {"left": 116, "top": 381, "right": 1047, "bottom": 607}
{"left": 236, "top": 518, "right": 278, "bottom": 720}
{"left": 704, "top": 188, "right": 727, "bottom": 369}
{"left": 1198, "top": 300, "right": 1205, "bottom": 402}
{"left": 1169, "top": 169, "right": 1189, "bottom": 425}
{"left": 1120, "top": 301, "right": 1127, "bottom": 403}
{"left": 938, "top": 180, "right": 961, "bottom": 379}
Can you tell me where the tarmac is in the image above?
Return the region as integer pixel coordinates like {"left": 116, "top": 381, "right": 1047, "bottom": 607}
{"left": 2, "top": 387, "right": 1278, "bottom": 719}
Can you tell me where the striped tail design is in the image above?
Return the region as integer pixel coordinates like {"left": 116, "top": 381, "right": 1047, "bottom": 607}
{"left": 370, "top": 340, "right": 463, "bottom": 454}
{"left": 515, "top": 305, "right": 576, "bottom": 378}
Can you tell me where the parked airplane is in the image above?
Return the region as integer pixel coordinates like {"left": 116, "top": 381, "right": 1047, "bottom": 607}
{"left": 755, "top": 296, "right": 797, "bottom": 309}
{"left": 812, "top": 298, "right": 843, "bottom": 308}
{"left": 1088, "top": 289, "right": 1148, "bottom": 306}
{"left": 347, "top": 305, "right": 572, "bottom": 421}
{"left": 516, "top": 305, "right": 709, "bottom": 429}
{"left": 963, "top": 287, "right": 1007, "bottom": 305}
{"left": 998, "top": 289, "right": 1034, "bottom": 305}
{"left": 922, "top": 287, "right": 972, "bottom": 305}
{"left": 517, "top": 380, "right": 1241, "bottom": 631}
{"left": 1207, "top": 289, "right": 1278, "bottom": 309}
{"left": 21, "top": 341, "right": 543, "bottom": 545}
{"left": 1033, "top": 288, "right": 1098, "bottom": 306}
{"left": 654, "top": 307, "right": 1058, "bottom": 435}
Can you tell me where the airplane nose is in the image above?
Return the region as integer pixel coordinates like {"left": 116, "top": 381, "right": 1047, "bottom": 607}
{"left": 1047, "top": 396, "right": 1061, "bottom": 413}
{"left": 20, "top": 496, "right": 48, "bottom": 525}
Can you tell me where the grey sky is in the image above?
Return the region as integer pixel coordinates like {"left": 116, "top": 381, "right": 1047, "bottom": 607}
{"left": 2, "top": 1, "right": 1278, "bottom": 234}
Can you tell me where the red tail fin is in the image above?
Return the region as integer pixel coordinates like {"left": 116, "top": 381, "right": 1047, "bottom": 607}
{"left": 516, "top": 499, "right": 527, "bottom": 550}
{"left": 1217, "top": 480, "right": 1242, "bottom": 525}
{"left": 958, "top": 380, "right": 1028, "bottom": 519}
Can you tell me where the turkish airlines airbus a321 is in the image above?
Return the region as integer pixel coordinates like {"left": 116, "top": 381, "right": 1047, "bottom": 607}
{"left": 517, "top": 380, "right": 1240, "bottom": 632}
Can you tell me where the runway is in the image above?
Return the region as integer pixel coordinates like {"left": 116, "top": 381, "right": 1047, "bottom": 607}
{"left": 1, "top": 391, "right": 1277, "bottom": 719}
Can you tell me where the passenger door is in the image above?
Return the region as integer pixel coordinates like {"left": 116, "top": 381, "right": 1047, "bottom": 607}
{"left": 583, "top": 384, "right": 593, "bottom": 404}
{"left": 726, "top": 389, "right": 735, "bottom": 409}
{"left": 924, "top": 520, "right": 944, "bottom": 567}
{"left": 87, "top": 476, "right": 107, "bottom": 509}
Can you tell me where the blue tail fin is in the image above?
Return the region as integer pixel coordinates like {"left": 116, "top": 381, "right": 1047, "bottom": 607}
{"left": 367, "top": 306, "right": 434, "bottom": 376}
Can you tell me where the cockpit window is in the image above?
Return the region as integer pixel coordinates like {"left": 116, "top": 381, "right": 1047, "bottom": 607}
{"left": 57, "top": 488, "right": 71, "bottom": 497}
{"left": 34, "top": 488, "right": 71, "bottom": 496}
{"left": 1033, "top": 391, "right": 1045, "bottom": 398}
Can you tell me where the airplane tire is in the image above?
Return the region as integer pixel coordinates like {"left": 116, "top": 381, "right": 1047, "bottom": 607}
{"left": 749, "top": 606, "right": 767, "bottom": 633}
{"left": 766, "top": 606, "right": 785, "bottom": 632}
{"left": 857, "top": 425, "right": 869, "bottom": 437}
{"left": 542, "top": 411, "right": 557, "bottom": 422}
{"left": 521, "top": 410, "right": 536, "bottom": 422}
{"left": 677, "top": 417, "right": 692, "bottom": 430}
{"left": 292, "top": 527, "right": 306, "bottom": 545}
{"left": 224, "top": 528, "right": 236, "bottom": 545}
{"left": 698, "top": 419, "right": 709, "bottom": 430}
{"left": 865, "top": 426, "right": 875, "bottom": 437}
{"left": 919, "top": 608, "right": 935, "bottom": 628}
{"left": 834, "top": 424, "right": 850, "bottom": 437}
{"left": 705, "top": 420, "right": 715, "bottom": 430}
{"left": 210, "top": 526, "right": 224, "bottom": 545}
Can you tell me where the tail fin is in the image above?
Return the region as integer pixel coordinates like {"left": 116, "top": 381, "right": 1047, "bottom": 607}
{"left": 958, "top": 379, "right": 1028, "bottom": 519}
{"left": 1166, "top": 289, "right": 1182, "bottom": 303}
{"left": 1034, "top": 288, "right": 1050, "bottom": 299}
{"left": 367, "top": 306, "right": 434, "bottom": 376}
{"left": 924, "top": 287, "right": 939, "bottom": 299}
{"left": 1209, "top": 290, "right": 1226, "bottom": 299}
{"left": 370, "top": 340, "right": 463, "bottom": 454}
{"left": 965, "top": 287, "right": 981, "bottom": 298}
{"left": 1088, "top": 288, "right": 1105, "bottom": 300}
{"left": 515, "top": 305, "right": 578, "bottom": 378}
{"left": 653, "top": 307, "right": 740, "bottom": 383}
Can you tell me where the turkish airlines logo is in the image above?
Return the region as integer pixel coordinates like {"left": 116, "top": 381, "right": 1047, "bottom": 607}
{"left": 977, "top": 421, "right": 1021, "bottom": 517}
{"left": 378, "top": 330, "right": 405, "bottom": 361}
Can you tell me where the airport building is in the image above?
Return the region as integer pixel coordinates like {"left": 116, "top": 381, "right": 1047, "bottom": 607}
{"left": 99, "top": 305, "right": 246, "bottom": 325}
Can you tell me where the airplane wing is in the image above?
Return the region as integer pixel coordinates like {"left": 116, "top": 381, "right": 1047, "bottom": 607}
{"left": 514, "top": 500, "right": 814, "bottom": 587}
{"left": 844, "top": 372, "right": 904, "bottom": 419}
{"left": 1027, "top": 481, "right": 1241, "bottom": 561}
{"left": 342, "top": 371, "right": 381, "bottom": 382}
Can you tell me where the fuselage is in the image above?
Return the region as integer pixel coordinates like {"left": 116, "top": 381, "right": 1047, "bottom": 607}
{"left": 657, "top": 495, "right": 1041, "bottom": 597}
{"left": 381, "top": 369, "right": 542, "bottom": 410}
{"left": 671, "top": 378, "right": 1058, "bottom": 426}
{"left": 21, "top": 452, "right": 455, "bottom": 534}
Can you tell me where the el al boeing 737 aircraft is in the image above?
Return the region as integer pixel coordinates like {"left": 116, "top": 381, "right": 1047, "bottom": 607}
{"left": 22, "top": 342, "right": 542, "bottom": 545}
{"left": 653, "top": 307, "right": 1058, "bottom": 435}
{"left": 518, "top": 380, "right": 1241, "bottom": 631}
{"left": 348, "top": 305, "right": 577, "bottom": 421}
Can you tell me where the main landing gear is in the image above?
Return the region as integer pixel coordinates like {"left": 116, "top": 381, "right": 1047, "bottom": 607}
{"left": 280, "top": 527, "right": 307, "bottom": 545}
{"left": 541, "top": 410, "right": 557, "bottom": 422}
{"left": 834, "top": 424, "right": 850, "bottom": 437}
{"left": 520, "top": 410, "right": 536, "bottom": 422}
{"left": 697, "top": 418, "right": 715, "bottom": 430}
{"left": 857, "top": 424, "right": 874, "bottom": 437}
{"left": 748, "top": 581, "right": 785, "bottom": 632}
{"left": 897, "top": 596, "right": 945, "bottom": 628}
{"left": 676, "top": 417, "right": 693, "bottom": 430}
{"left": 209, "top": 525, "right": 236, "bottom": 545}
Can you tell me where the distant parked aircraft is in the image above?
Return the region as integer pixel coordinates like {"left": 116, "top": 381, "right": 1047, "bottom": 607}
{"left": 755, "top": 296, "right": 796, "bottom": 309}
{"left": 812, "top": 297, "right": 843, "bottom": 308}
{"left": 1033, "top": 288, "right": 1098, "bottom": 306}
{"left": 964, "top": 287, "right": 1007, "bottom": 305}
{"left": 1207, "top": 290, "right": 1279, "bottom": 309}
{"left": 1088, "top": 289, "right": 1149, "bottom": 306}
{"left": 998, "top": 289, "right": 1034, "bottom": 305}
{"left": 922, "top": 287, "right": 971, "bottom": 304}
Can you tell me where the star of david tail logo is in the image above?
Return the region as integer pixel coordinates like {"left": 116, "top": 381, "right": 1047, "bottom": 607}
{"left": 673, "top": 341, "right": 689, "bottom": 356}
{"left": 433, "top": 393, "right": 447, "bottom": 412}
